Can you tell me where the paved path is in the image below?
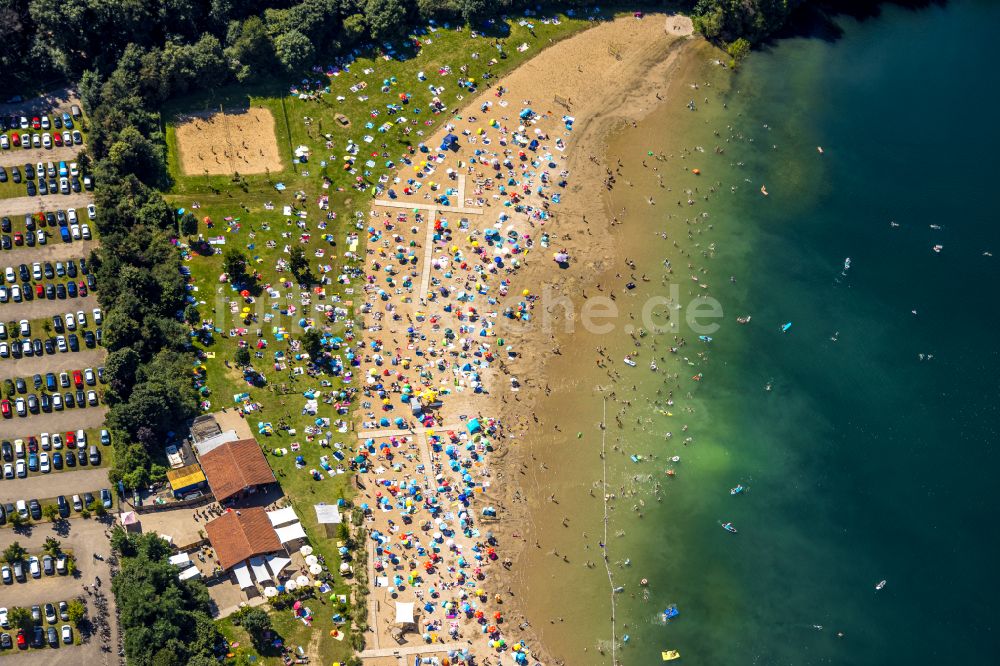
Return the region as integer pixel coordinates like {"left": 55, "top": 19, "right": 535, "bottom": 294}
{"left": 0, "top": 347, "right": 107, "bottom": 381}
{"left": 0, "top": 405, "right": 107, "bottom": 441}
{"left": 2, "top": 239, "right": 97, "bottom": 265}
{"left": 0, "top": 293, "right": 98, "bottom": 321}
{"left": 357, "top": 423, "right": 467, "bottom": 439}
{"left": 0, "top": 191, "right": 93, "bottom": 218}
{"left": 359, "top": 642, "right": 467, "bottom": 659}
{"left": 0, "top": 463, "right": 109, "bottom": 504}
{"left": 371, "top": 199, "right": 484, "bottom": 216}
{"left": 0, "top": 144, "right": 84, "bottom": 169}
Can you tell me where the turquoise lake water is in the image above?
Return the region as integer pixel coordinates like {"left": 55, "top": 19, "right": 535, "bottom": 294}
{"left": 598, "top": 2, "right": 1000, "bottom": 664}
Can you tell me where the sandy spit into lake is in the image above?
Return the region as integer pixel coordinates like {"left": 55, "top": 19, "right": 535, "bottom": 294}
{"left": 355, "top": 13, "right": 703, "bottom": 666}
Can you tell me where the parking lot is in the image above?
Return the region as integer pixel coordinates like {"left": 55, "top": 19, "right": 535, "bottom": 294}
{"left": 0, "top": 516, "right": 118, "bottom": 663}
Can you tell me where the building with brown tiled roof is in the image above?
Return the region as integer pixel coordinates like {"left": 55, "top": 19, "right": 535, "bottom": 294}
{"left": 205, "top": 507, "right": 283, "bottom": 571}
{"left": 198, "top": 438, "right": 276, "bottom": 503}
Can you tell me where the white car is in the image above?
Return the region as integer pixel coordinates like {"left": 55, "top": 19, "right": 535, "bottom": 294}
{"left": 87, "top": 204, "right": 96, "bottom": 219}
{"left": 66, "top": 313, "right": 76, "bottom": 330}
{"left": 84, "top": 368, "right": 95, "bottom": 385}
{"left": 77, "top": 310, "right": 87, "bottom": 326}
{"left": 69, "top": 162, "right": 79, "bottom": 177}
{"left": 76, "top": 429, "right": 86, "bottom": 446}
{"left": 0, "top": 607, "right": 8, "bottom": 628}
{"left": 93, "top": 307, "right": 103, "bottom": 325}
{"left": 0, "top": 342, "right": 7, "bottom": 358}
{"left": 32, "top": 134, "right": 40, "bottom": 148}
{"left": 53, "top": 393, "right": 63, "bottom": 410}
{"left": 37, "top": 229, "right": 46, "bottom": 244}
{"left": 60, "top": 177, "right": 69, "bottom": 194}
{"left": 41, "top": 432, "right": 50, "bottom": 449}
{"left": 81, "top": 224, "right": 92, "bottom": 240}
{"left": 10, "top": 285, "right": 20, "bottom": 302}
{"left": 4, "top": 266, "right": 14, "bottom": 283}
{"left": 57, "top": 335, "right": 67, "bottom": 352}
{"left": 52, "top": 433, "right": 62, "bottom": 449}
{"left": 15, "top": 460, "right": 26, "bottom": 478}
{"left": 42, "top": 132, "right": 52, "bottom": 148}
{"left": 3, "top": 463, "right": 12, "bottom": 479}
{"left": 71, "top": 224, "right": 80, "bottom": 239}
{"left": 61, "top": 624, "right": 72, "bottom": 644}
{"left": 16, "top": 499, "right": 27, "bottom": 518}
{"left": 40, "top": 452, "right": 50, "bottom": 473}
{"left": 32, "top": 262, "right": 41, "bottom": 280}
{"left": 29, "top": 556, "right": 40, "bottom": 578}
{"left": 0, "top": 135, "right": 8, "bottom": 149}
{"left": 67, "top": 208, "right": 77, "bottom": 223}
{"left": 19, "top": 320, "right": 29, "bottom": 336}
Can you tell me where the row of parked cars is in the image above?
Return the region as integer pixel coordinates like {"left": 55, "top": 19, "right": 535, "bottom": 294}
{"left": 1, "top": 210, "right": 95, "bottom": 249}
{"left": 0, "top": 603, "right": 74, "bottom": 650}
{"left": 1, "top": 430, "right": 105, "bottom": 475}
{"left": 0, "top": 490, "right": 112, "bottom": 525}
{"left": 0, "top": 109, "right": 81, "bottom": 133}
{"left": 5, "top": 365, "right": 105, "bottom": 394}
{"left": 0, "top": 388, "right": 100, "bottom": 417}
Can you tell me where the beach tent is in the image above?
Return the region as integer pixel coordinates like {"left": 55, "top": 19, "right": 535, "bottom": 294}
{"left": 267, "top": 553, "right": 291, "bottom": 579}
{"left": 267, "top": 506, "right": 299, "bottom": 527}
{"left": 178, "top": 566, "right": 201, "bottom": 580}
{"left": 233, "top": 563, "right": 254, "bottom": 589}
{"left": 394, "top": 602, "right": 416, "bottom": 626}
{"left": 314, "top": 503, "right": 342, "bottom": 525}
{"left": 250, "top": 556, "right": 272, "bottom": 583}
{"left": 168, "top": 552, "right": 191, "bottom": 567}
{"left": 275, "top": 522, "right": 308, "bottom": 544}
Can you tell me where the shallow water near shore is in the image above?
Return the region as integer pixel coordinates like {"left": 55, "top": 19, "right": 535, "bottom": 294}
{"left": 517, "top": 3, "right": 1000, "bottom": 664}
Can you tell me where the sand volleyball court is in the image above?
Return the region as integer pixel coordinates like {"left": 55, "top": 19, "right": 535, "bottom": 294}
{"left": 174, "top": 106, "right": 283, "bottom": 175}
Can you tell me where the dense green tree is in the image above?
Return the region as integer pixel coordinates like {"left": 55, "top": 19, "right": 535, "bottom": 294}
{"left": 302, "top": 328, "right": 324, "bottom": 359}
{"left": 274, "top": 29, "right": 316, "bottom": 72}
{"left": 106, "top": 126, "right": 166, "bottom": 186}
{"left": 458, "top": 0, "right": 489, "bottom": 24}
{"left": 343, "top": 13, "right": 368, "bottom": 43}
{"left": 7, "top": 607, "right": 32, "bottom": 634}
{"left": 289, "top": 245, "right": 313, "bottom": 284}
{"left": 235, "top": 346, "right": 252, "bottom": 367}
{"left": 237, "top": 607, "right": 273, "bottom": 649}
{"left": 180, "top": 212, "right": 200, "bottom": 236}
{"left": 366, "top": 0, "right": 411, "bottom": 42}
{"left": 223, "top": 248, "right": 249, "bottom": 284}
{"left": 3, "top": 541, "right": 26, "bottom": 564}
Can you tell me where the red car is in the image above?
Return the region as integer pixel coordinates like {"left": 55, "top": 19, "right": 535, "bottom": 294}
{"left": 1, "top": 399, "right": 10, "bottom": 418}
{"left": 11, "top": 133, "right": 20, "bottom": 147}
{"left": 31, "top": 117, "right": 40, "bottom": 129}
{"left": 35, "top": 284, "right": 44, "bottom": 298}
{"left": 79, "top": 280, "right": 88, "bottom": 296}
{"left": 16, "top": 629, "right": 26, "bottom": 648}
{"left": 13, "top": 232, "right": 22, "bottom": 246}
{"left": 66, "top": 431, "right": 76, "bottom": 447}
{"left": 53, "top": 132, "right": 63, "bottom": 146}
{"left": 73, "top": 370, "right": 83, "bottom": 387}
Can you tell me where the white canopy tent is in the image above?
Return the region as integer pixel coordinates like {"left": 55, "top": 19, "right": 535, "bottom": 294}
{"left": 249, "top": 556, "right": 271, "bottom": 583}
{"left": 233, "top": 563, "right": 254, "bottom": 589}
{"left": 275, "top": 522, "right": 307, "bottom": 544}
{"left": 266, "top": 554, "right": 291, "bottom": 579}
{"left": 394, "top": 602, "right": 415, "bottom": 625}
{"left": 313, "top": 503, "right": 342, "bottom": 525}
{"left": 168, "top": 552, "right": 191, "bottom": 567}
{"left": 267, "top": 507, "right": 299, "bottom": 527}
{"left": 178, "top": 566, "right": 202, "bottom": 580}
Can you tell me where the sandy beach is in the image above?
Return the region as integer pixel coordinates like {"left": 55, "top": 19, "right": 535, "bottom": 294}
{"left": 352, "top": 13, "right": 711, "bottom": 665}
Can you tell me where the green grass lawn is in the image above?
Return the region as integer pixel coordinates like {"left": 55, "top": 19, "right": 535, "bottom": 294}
{"left": 162, "top": 9, "right": 600, "bottom": 664}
